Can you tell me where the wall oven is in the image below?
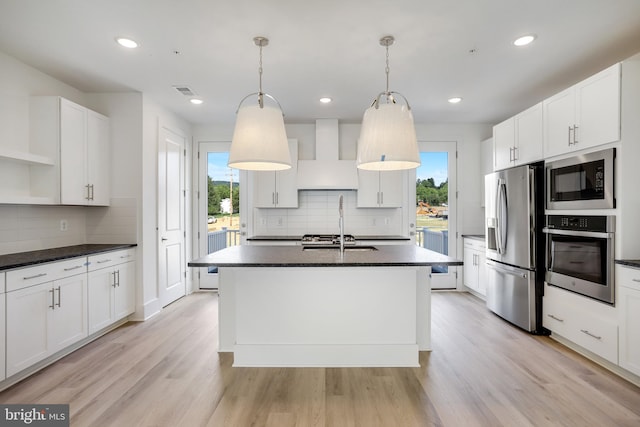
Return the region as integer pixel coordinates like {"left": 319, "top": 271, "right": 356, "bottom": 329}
{"left": 543, "top": 215, "right": 615, "bottom": 304}
{"left": 546, "top": 148, "right": 615, "bottom": 210}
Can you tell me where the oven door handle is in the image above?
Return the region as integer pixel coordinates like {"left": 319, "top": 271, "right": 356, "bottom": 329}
{"left": 542, "top": 227, "right": 613, "bottom": 239}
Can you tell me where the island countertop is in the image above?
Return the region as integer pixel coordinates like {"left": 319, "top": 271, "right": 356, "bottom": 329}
{"left": 188, "top": 244, "right": 462, "bottom": 268}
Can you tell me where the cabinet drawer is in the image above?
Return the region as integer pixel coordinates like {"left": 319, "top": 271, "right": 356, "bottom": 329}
{"left": 463, "top": 238, "right": 485, "bottom": 251}
{"left": 617, "top": 264, "right": 640, "bottom": 291}
{"left": 569, "top": 314, "right": 618, "bottom": 365}
{"left": 87, "top": 248, "right": 135, "bottom": 271}
{"left": 6, "top": 257, "right": 87, "bottom": 292}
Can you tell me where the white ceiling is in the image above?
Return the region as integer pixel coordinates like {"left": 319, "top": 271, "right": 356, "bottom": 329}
{"left": 1, "top": 0, "right": 640, "bottom": 127}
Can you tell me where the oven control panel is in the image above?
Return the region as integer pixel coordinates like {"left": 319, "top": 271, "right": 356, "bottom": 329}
{"left": 546, "top": 215, "right": 613, "bottom": 232}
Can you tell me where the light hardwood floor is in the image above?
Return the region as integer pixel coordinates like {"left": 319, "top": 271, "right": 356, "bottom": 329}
{"left": 1, "top": 291, "right": 640, "bottom": 426}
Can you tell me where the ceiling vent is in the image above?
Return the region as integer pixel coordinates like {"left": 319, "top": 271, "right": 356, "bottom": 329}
{"left": 173, "top": 86, "right": 196, "bottom": 97}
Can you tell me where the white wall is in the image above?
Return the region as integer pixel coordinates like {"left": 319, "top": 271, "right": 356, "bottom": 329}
{"left": 0, "top": 50, "right": 90, "bottom": 254}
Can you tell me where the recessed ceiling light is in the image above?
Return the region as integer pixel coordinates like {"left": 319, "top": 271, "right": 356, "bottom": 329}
{"left": 513, "top": 34, "right": 536, "bottom": 47}
{"left": 190, "top": 98, "right": 203, "bottom": 105}
{"left": 319, "top": 97, "right": 332, "bottom": 104}
{"left": 116, "top": 37, "right": 139, "bottom": 49}
{"left": 448, "top": 97, "right": 462, "bottom": 104}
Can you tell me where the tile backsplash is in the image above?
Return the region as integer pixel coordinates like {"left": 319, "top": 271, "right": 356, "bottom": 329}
{"left": 253, "top": 190, "right": 404, "bottom": 236}
{"left": 0, "top": 197, "right": 137, "bottom": 256}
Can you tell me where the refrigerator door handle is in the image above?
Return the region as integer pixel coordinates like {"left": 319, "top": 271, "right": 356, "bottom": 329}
{"left": 486, "top": 260, "right": 528, "bottom": 279}
{"left": 495, "top": 178, "right": 508, "bottom": 254}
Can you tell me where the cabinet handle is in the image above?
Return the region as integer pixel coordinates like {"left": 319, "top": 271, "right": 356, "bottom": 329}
{"left": 116, "top": 270, "right": 121, "bottom": 287}
{"left": 85, "top": 184, "right": 91, "bottom": 200}
{"left": 568, "top": 126, "right": 572, "bottom": 146}
{"left": 49, "top": 288, "right": 55, "bottom": 309}
{"left": 112, "top": 271, "right": 117, "bottom": 288}
{"left": 276, "top": 192, "right": 279, "bottom": 205}
{"left": 580, "top": 329, "right": 602, "bottom": 340}
{"left": 23, "top": 272, "right": 47, "bottom": 280}
{"left": 97, "top": 259, "right": 112, "bottom": 264}
{"left": 573, "top": 125, "right": 579, "bottom": 144}
{"left": 64, "top": 265, "right": 83, "bottom": 271}
{"left": 120, "top": 254, "right": 131, "bottom": 259}
{"left": 56, "top": 286, "right": 61, "bottom": 308}
{"left": 380, "top": 192, "right": 384, "bottom": 205}
{"left": 547, "top": 314, "right": 564, "bottom": 322}
{"left": 632, "top": 278, "right": 640, "bottom": 283}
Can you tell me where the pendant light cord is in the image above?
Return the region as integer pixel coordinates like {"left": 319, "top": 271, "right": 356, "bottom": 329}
{"left": 258, "top": 42, "right": 264, "bottom": 107}
{"left": 385, "top": 43, "right": 390, "bottom": 95}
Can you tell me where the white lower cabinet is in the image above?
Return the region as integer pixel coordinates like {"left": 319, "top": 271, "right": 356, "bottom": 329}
{"left": 543, "top": 283, "right": 618, "bottom": 364}
{"left": 617, "top": 265, "right": 640, "bottom": 377}
{"left": 6, "top": 270, "right": 87, "bottom": 377}
{"left": 463, "top": 238, "right": 486, "bottom": 296}
{"left": 3, "top": 247, "right": 135, "bottom": 381}
{"left": 88, "top": 249, "right": 136, "bottom": 334}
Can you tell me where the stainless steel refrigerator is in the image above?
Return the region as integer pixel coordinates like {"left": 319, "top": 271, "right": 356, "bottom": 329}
{"left": 485, "top": 163, "right": 546, "bottom": 334}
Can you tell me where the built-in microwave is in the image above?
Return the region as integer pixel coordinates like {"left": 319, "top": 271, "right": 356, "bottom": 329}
{"left": 546, "top": 148, "right": 615, "bottom": 210}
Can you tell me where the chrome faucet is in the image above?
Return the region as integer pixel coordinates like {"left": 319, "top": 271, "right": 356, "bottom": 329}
{"left": 338, "top": 194, "right": 345, "bottom": 255}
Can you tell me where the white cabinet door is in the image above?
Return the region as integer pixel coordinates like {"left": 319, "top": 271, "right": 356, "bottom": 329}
{"left": 378, "top": 171, "right": 404, "bottom": 207}
{"left": 253, "top": 140, "right": 298, "bottom": 208}
{"left": 575, "top": 63, "right": 621, "bottom": 152}
{"left": 87, "top": 110, "right": 111, "bottom": 205}
{"left": 493, "top": 117, "right": 515, "bottom": 171}
{"left": 618, "top": 266, "right": 640, "bottom": 377}
{"left": 88, "top": 267, "right": 116, "bottom": 334}
{"left": 357, "top": 169, "right": 379, "bottom": 207}
{"left": 357, "top": 170, "right": 404, "bottom": 207}
{"left": 463, "top": 245, "right": 478, "bottom": 291}
{"left": 114, "top": 261, "right": 136, "bottom": 321}
{"left": 60, "top": 98, "right": 88, "bottom": 205}
{"left": 49, "top": 274, "right": 88, "bottom": 353}
{"left": 515, "top": 103, "right": 543, "bottom": 165}
{"left": 543, "top": 87, "right": 576, "bottom": 158}
{"left": 6, "top": 282, "right": 51, "bottom": 377}
{"left": 493, "top": 104, "right": 542, "bottom": 170}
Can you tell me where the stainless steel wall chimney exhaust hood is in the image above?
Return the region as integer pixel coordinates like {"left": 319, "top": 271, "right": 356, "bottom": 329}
{"left": 297, "top": 119, "right": 358, "bottom": 190}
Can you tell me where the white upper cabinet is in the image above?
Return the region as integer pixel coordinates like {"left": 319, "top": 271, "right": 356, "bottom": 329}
{"left": 30, "top": 96, "right": 111, "bottom": 206}
{"left": 253, "top": 140, "right": 298, "bottom": 208}
{"left": 357, "top": 170, "right": 404, "bottom": 208}
{"left": 493, "top": 103, "right": 543, "bottom": 171}
{"left": 543, "top": 63, "right": 621, "bottom": 158}
{"left": 59, "top": 98, "right": 110, "bottom": 205}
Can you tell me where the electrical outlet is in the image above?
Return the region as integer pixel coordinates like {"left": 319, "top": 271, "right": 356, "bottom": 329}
{"left": 277, "top": 217, "right": 284, "bottom": 226}
{"left": 384, "top": 217, "right": 390, "bottom": 225}
{"left": 60, "top": 219, "right": 68, "bottom": 231}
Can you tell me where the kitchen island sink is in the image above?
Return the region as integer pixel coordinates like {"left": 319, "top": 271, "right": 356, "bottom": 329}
{"left": 189, "top": 245, "right": 461, "bottom": 368}
{"left": 302, "top": 245, "right": 378, "bottom": 252}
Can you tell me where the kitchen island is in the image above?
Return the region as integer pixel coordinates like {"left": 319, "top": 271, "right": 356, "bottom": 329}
{"left": 189, "top": 244, "right": 461, "bottom": 367}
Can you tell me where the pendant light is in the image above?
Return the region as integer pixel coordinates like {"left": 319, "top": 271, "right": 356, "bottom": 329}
{"left": 228, "top": 36, "right": 291, "bottom": 171}
{"left": 357, "top": 36, "right": 420, "bottom": 171}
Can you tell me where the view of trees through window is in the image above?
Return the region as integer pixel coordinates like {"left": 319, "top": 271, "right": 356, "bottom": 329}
{"left": 207, "top": 177, "right": 239, "bottom": 216}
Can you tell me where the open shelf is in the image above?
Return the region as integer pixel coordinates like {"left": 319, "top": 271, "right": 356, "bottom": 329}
{"left": 0, "top": 147, "right": 55, "bottom": 166}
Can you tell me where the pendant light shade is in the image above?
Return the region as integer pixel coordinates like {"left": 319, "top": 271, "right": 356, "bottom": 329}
{"left": 228, "top": 37, "right": 291, "bottom": 171}
{"left": 357, "top": 99, "right": 420, "bottom": 170}
{"left": 357, "top": 36, "right": 420, "bottom": 171}
{"left": 228, "top": 100, "right": 291, "bottom": 170}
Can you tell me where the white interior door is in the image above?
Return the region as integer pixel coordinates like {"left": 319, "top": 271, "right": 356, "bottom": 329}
{"left": 158, "top": 126, "right": 186, "bottom": 306}
{"left": 414, "top": 141, "right": 458, "bottom": 289}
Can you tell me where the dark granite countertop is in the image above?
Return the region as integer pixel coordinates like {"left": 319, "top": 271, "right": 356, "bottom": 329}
{"left": 615, "top": 260, "right": 640, "bottom": 269}
{"left": 462, "top": 234, "right": 485, "bottom": 241}
{"left": 189, "top": 244, "right": 461, "bottom": 268}
{"left": 0, "top": 244, "right": 137, "bottom": 271}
